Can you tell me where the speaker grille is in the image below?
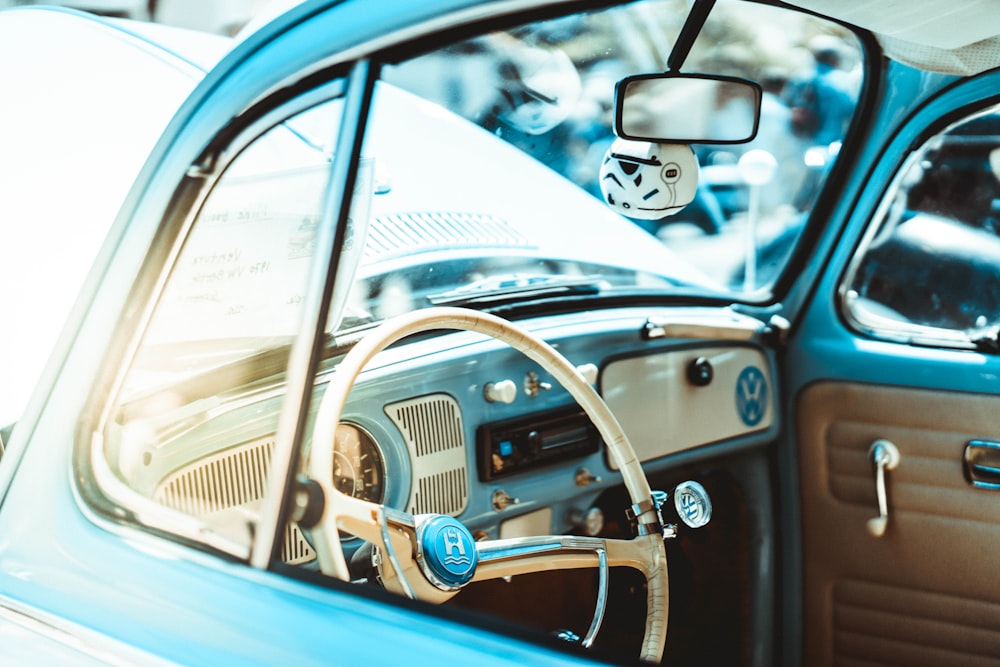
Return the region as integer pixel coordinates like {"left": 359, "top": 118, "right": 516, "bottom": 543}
{"left": 154, "top": 437, "right": 315, "bottom": 565}
{"left": 155, "top": 438, "right": 271, "bottom": 515}
{"left": 385, "top": 394, "right": 468, "bottom": 516}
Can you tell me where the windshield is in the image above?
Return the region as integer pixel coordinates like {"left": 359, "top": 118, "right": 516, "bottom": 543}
{"left": 130, "top": 0, "right": 863, "bottom": 393}
{"left": 378, "top": 0, "right": 861, "bottom": 291}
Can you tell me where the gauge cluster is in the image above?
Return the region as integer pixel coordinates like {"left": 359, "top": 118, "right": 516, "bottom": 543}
{"left": 332, "top": 423, "right": 385, "bottom": 503}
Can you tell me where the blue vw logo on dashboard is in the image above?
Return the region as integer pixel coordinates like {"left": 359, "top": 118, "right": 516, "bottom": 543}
{"left": 735, "top": 366, "right": 767, "bottom": 427}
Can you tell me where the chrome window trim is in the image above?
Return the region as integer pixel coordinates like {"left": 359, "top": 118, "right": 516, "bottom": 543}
{"left": 838, "top": 102, "right": 1000, "bottom": 351}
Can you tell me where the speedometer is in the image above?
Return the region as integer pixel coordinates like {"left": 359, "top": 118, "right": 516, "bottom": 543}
{"left": 332, "top": 422, "right": 385, "bottom": 503}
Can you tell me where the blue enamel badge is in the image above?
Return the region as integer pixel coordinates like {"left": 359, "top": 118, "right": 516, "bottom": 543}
{"left": 735, "top": 366, "right": 767, "bottom": 427}
{"left": 418, "top": 515, "right": 478, "bottom": 590}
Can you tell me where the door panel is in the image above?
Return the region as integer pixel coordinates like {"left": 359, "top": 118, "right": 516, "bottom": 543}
{"left": 798, "top": 381, "right": 1000, "bottom": 666}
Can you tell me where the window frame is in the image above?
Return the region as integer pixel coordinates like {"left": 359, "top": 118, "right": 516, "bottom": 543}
{"left": 76, "top": 69, "right": 368, "bottom": 566}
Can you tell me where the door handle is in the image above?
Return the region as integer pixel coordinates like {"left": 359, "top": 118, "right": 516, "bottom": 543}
{"left": 867, "top": 439, "right": 900, "bottom": 537}
{"left": 964, "top": 440, "right": 1000, "bottom": 489}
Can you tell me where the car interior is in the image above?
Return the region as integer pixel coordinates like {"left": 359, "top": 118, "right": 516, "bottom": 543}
{"left": 4, "top": 0, "right": 1000, "bottom": 665}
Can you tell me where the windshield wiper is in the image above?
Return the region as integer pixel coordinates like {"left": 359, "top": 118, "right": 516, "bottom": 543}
{"left": 427, "top": 274, "right": 609, "bottom": 308}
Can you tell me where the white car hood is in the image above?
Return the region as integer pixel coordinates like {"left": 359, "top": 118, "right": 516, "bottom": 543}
{"left": 0, "top": 9, "right": 226, "bottom": 425}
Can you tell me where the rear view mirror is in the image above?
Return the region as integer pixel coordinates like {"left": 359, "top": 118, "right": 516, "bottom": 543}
{"left": 614, "top": 73, "right": 762, "bottom": 144}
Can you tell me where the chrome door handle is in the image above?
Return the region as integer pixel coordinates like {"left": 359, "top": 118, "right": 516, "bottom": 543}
{"left": 964, "top": 440, "right": 1000, "bottom": 489}
{"left": 867, "top": 439, "right": 900, "bottom": 537}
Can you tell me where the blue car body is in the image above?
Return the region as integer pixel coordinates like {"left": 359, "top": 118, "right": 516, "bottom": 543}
{"left": 3, "top": 1, "right": 1000, "bottom": 665}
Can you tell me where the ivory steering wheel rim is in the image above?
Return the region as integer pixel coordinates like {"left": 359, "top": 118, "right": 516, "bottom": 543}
{"left": 307, "top": 306, "right": 668, "bottom": 662}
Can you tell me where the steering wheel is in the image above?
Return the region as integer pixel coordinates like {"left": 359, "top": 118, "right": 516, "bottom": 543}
{"left": 307, "top": 306, "right": 668, "bottom": 662}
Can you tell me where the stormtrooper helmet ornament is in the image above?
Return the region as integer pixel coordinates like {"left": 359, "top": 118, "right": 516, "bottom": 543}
{"left": 599, "top": 138, "right": 699, "bottom": 220}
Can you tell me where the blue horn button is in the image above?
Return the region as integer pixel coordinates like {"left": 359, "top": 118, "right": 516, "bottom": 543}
{"left": 418, "top": 515, "right": 478, "bottom": 590}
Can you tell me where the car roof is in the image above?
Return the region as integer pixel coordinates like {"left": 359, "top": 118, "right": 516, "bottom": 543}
{"left": 788, "top": 0, "right": 1000, "bottom": 75}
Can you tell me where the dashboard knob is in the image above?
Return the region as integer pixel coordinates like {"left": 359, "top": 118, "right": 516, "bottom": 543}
{"left": 575, "top": 363, "right": 599, "bottom": 386}
{"left": 574, "top": 467, "right": 602, "bottom": 487}
{"left": 686, "top": 357, "right": 714, "bottom": 387}
{"left": 484, "top": 379, "right": 517, "bottom": 404}
{"left": 523, "top": 371, "right": 552, "bottom": 397}
{"left": 492, "top": 489, "right": 519, "bottom": 511}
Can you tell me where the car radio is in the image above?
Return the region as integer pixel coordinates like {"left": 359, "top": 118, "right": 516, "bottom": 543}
{"left": 477, "top": 407, "right": 600, "bottom": 481}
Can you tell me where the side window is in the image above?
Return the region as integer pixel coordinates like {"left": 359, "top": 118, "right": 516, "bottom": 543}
{"left": 92, "top": 98, "right": 343, "bottom": 558}
{"left": 843, "top": 105, "right": 1000, "bottom": 343}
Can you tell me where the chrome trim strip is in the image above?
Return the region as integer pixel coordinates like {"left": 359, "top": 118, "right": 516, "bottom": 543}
{"left": 836, "top": 106, "right": 1000, "bottom": 351}
{"left": 85, "top": 78, "right": 350, "bottom": 563}
{"left": 476, "top": 534, "right": 606, "bottom": 564}
{"left": 88, "top": 432, "right": 252, "bottom": 559}
{"left": 643, "top": 309, "right": 766, "bottom": 341}
{"left": 581, "top": 548, "right": 608, "bottom": 648}
{"left": 840, "top": 290, "right": 975, "bottom": 349}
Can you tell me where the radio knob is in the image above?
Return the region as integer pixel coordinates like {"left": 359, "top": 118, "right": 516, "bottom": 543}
{"left": 484, "top": 379, "right": 517, "bottom": 404}
{"left": 527, "top": 430, "right": 542, "bottom": 455}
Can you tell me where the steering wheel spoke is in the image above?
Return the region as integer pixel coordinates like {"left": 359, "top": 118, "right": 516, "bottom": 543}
{"left": 474, "top": 533, "right": 661, "bottom": 577}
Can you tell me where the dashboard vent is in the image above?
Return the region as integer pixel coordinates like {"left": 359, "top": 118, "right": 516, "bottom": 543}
{"left": 366, "top": 212, "right": 533, "bottom": 263}
{"left": 154, "top": 437, "right": 315, "bottom": 565}
{"left": 385, "top": 394, "right": 469, "bottom": 516}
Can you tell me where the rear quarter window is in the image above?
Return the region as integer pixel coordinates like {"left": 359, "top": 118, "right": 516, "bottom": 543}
{"left": 842, "top": 104, "right": 1000, "bottom": 346}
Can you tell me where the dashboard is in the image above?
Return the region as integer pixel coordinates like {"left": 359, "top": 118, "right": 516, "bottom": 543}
{"left": 136, "top": 306, "right": 776, "bottom": 566}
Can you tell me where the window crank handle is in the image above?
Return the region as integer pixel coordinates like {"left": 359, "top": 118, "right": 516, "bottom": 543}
{"left": 867, "top": 439, "right": 900, "bottom": 537}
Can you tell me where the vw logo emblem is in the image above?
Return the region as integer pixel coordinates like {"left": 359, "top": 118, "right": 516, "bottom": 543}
{"left": 735, "top": 366, "right": 767, "bottom": 427}
{"left": 673, "top": 481, "right": 712, "bottom": 529}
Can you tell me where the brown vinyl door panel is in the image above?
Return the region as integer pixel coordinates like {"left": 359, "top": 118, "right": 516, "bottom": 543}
{"left": 798, "top": 380, "right": 1000, "bottom": 666}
